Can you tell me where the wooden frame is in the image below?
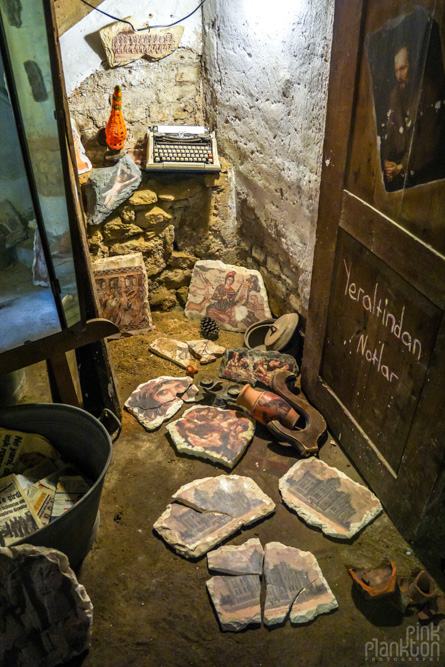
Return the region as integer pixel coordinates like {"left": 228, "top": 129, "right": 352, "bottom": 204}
{"left": 302, "top": 0, "right": 445, "bottom": 540}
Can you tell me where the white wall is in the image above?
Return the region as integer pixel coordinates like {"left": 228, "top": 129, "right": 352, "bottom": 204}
{"left": 202, "top": 0, "right": 334, "bottom": 313}
{"left": 60, "top": 0, "right": 203, "bottom": 95}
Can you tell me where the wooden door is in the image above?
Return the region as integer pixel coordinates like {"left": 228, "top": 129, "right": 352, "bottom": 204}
{"left": 302, "top": 0, "right": 445, "bottom": 541}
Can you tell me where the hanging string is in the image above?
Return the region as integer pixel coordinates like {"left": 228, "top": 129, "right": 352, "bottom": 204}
{"left": 79, "top": 0, "right": 207, "bottom": 32}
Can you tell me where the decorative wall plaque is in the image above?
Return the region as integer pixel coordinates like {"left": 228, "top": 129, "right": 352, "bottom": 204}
{"left": 99, "top": 18, "right": 184, "bottom": 68}
{"left": 93, "top": 252, "right": 152, "bottom": 333}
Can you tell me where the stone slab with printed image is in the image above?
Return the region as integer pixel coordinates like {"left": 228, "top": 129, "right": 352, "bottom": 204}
{"left": 206, "top": 575, "right": 262, "bottom": 632}
{"left": 219, "top": 348, "right": 297, "bottom": 387}
{"left": 263, "top": 542, "right": 338, "bottom": 626}
{"left": 279, "top": 458, "right": 383, "bottom": 539}
{"left": 93, "top": 252, "right": 152, "bottom": 333}
{"left": 153, "top": 475, "right": 275, "bottom": 559}
{"left": 207, "top": 538, "right": 264, "bottom": 575}
{"left": 125, "top": 376, "right": 198, "bottom": 431}
{"left": 167, "top": 406, "right": 255, "bottom": 469}
{"left": 148, "top": 337, "right": 193, "bottom": 369}
{"left": 100, "top": 18, "right": 184, "bottom": 68}
{"left": 185, "top": 260, "right": 271, "bottom": 333}
{"left": 187, "top": 339, "right": 226, "bottom": 364}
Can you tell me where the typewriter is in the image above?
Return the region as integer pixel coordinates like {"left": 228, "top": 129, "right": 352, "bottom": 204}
{"left": 144, "top": 125, "right": 221, "bottom": 172}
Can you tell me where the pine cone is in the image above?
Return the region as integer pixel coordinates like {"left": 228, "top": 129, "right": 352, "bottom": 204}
{"left": 200, "top": 316, "right": 220, "bottom": 341}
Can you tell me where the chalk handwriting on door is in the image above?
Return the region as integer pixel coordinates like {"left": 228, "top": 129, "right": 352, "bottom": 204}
{"left": 343, "top": 259, "right": 423, "bottom": 384}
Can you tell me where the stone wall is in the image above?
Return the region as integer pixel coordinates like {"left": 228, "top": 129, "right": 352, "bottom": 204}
{"left": 202, "top": 0, "right": 334, "bottom": 317}
{"left": 60, "top": 0, "right": 334, "bottom": 318}
{"left": 84, "top": 158, "right": 238, "bottom": 310}
{"left": 61, "top": 0, "right": 244, "bottom": 313}
{"left": 68, "top": 50, "right": 204, "bottom": 168}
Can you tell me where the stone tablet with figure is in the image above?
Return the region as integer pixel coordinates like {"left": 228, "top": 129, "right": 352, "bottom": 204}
{"left": 185, "top": 260, "right": 271, "bottom": 333}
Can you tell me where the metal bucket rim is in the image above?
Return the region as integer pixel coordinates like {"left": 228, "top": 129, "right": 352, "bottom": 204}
{"left": 0, "top": 402, "right": 113, "bottom": 539}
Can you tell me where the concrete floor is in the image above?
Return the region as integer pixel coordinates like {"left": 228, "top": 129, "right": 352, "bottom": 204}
{"left": 19, "top": 312, "right": 445, "bottom": 667}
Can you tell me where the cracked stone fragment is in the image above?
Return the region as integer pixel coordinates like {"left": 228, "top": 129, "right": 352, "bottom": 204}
{"left": 279, "top": 458, "right": 383, "bottom": 539}
{"left": 153, "top": 475, "right": 275, "bottom": 559}
{"left": 125, "top": 376, "right": 195, "bottom": 430}
{"left": 219, "top": 348, "right": 297, "bottom": 387}
{"left": 149, "top": 337, "right": 193, "bottom": 369}
{"left": 207, "top": 538, "right": 264, "bottom": 575}
{"left": 187, "top": 339, "right": 226, "bottom": 364}
{"left": 167, "top": 406, "right": 254, "bottom": 468}
{"left": 207, "top": 575, "right": 261, "bottom": 631}
{"left": 0, "top": 544, "right": 93, "bottom": 666}
{"left": 263, "top": 542, "right": 338, "bottom": 626}
{"left": 185, "top": 259, "right": 271, "bottom": 333}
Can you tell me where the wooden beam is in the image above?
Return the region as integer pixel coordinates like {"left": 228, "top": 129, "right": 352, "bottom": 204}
{"left": 54, "top": 0, "right": 106, "bottom": 36}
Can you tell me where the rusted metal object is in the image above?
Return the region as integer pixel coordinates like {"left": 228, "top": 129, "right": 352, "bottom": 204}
{"left": 349, "top": 562, "right": 397, "bottom": 599}
{"left": 236, "top": 384, "right": 299, "bottom": 429}
{"left": 267, "top": 370, "right": 327, "bottom": 457}
{"left": 197, "top": 376, "right": 242, "bottom": 408}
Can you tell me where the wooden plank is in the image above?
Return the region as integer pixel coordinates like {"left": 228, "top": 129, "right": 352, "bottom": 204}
{"left": 0, "top": 319, "right": 118, "bottom": 375}
{"left": 54, "top": 0, "right": 105, "bottom": 36}
{"left": 302, "top": 0, "right": 365, "bottom": 396}
{"left": 320, "top": 229, "right": 441, "bottom": 474}
{"left": 340, "top": 191, "right": 445, "bottom": 309}
{"left": 311, "top": 313, "right": 445, "bottom": 540}
{"left": 47, "top": 351, "right": 81, "bottom": 406}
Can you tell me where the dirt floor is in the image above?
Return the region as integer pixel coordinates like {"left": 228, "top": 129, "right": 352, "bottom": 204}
{"left": 18, "top": 312, "right": 445, "bottom": 667}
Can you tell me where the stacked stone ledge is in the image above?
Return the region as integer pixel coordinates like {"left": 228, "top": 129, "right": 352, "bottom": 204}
{"left": 84, "top": 159, "right": 234, "bottom": 311}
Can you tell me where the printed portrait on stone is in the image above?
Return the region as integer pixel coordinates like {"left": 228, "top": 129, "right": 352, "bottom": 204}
{"left": 367, "top": 8, "right": 445, "bottom": 192}
{"left": 125, "top": 376, "right": 196, "bottom": 430}
{"left": 171, "top": 406, "right": 252, "bottom": 460}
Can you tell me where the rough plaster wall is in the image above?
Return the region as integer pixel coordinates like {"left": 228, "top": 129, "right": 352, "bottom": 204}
{"left": 202, "top": 0, "right": 334, "bottom": 315}
{"left": 60, "top": 0, "right": 204, "bottom": 159}
{"left": 60, "top": 0, "right": 202, "bottom": 95}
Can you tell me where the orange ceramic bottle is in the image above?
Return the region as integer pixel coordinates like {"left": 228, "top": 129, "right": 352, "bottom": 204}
{"left": 105, "top": 85, "right": 127, "bottom": 151}
{"left": 236, "top": 384, "right": 299, "bottom": 428}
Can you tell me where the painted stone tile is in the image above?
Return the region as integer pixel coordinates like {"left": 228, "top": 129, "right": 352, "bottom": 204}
{"left": 263, "top": 542, "right": 338, "bottom": 626}
{"left": 149, "top": 337, "right": 193, "bottom": 369}
{"left": 279, "top": 458, "right": 383, "bottom": 539}
{"left": 207, "top": 575, "right": 262, "bottom": 631}
{"left": 185, "top": 260, "right": 271, "bottom": 333}
{"left": 167, "top": 406, "right": 254, "bottom": 469}
{"left": 187, "top": 339, "right": 225, "bottom": 364}
{"left": 93, "top": 252, "right": 152, "bottom": 333}
{"left": 153, "top": 475, "right": 275, "bottom": 559}
{"left": 125, "top": 376, "right": 195, "bottom": 431}
{"left": 219, "top": 348, "right": 297, "bottom": 387}
{"left": 84, "top": 155, "right": 141, "bottom": 226}
{"left": 207, "top": 538, "right": 264, "bottom": 575}
{"left": 100, "top": 19, "right": 184, "bottom": 68}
